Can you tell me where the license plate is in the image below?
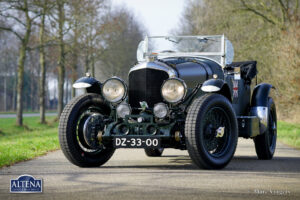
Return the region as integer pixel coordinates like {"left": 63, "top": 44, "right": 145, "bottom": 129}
{"left": 113, "top": 136, "right": 161, "bottom": 148}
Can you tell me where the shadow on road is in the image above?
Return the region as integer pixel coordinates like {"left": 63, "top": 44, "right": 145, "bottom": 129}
{"left": 100, "top": 155, "right": 300, "bottom": 172}
{"left": 228, "top": 156, "right": 300, "bottom": 173}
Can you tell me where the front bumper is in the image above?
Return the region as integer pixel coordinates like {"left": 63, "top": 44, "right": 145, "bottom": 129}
{"left": 101, "top": 113, "right": 177, "bottom": 147}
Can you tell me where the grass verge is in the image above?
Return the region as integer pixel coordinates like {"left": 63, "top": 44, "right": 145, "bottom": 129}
{"left": 0, "top": 117, "right": 59, "bottom": 168}
{"left": 277, "top": 121, "right": 300, "bottom": 149}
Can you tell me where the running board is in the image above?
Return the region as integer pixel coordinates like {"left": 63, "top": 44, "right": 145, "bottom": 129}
{"left": 237, "top": 116, "right": 260, "bottom": 138}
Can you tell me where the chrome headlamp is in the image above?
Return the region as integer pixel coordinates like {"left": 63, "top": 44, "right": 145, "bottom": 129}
{"left": 161, "top": 78, "right": 187, "bottom": 104}
{"left": 102, "top": 77, "right": 127, "bottom": 103}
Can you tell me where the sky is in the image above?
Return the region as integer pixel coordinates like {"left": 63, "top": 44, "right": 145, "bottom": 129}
{"left": 111, "top": 0, "right": 186, "bottom": 36}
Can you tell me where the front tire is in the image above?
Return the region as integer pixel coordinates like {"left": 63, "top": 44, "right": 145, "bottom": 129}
{"left": 254, "top": 97, "right": 277, "bottom": 159}
{"left": 185, "top": 94, "right": 238, "bottom": 169}
{"left": 59, "top": 93, "right": 115, "bottom": 167}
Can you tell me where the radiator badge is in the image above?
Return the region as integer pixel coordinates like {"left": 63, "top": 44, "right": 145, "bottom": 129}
{"left": 139, "top": 101, "right": 149, "bottom": 111}
{"left": 10, "top": 174, "right": 42, "bottom": 193}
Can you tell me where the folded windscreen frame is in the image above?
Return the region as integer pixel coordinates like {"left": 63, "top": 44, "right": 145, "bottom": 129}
{"left": 136, "top": 35, "right": 234, "bottom": 67}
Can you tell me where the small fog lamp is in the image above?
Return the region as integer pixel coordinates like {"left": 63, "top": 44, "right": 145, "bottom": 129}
{"left": 153, "top": 103, "right": 169, "bottom": 119}
{"left": 116, "top": 103, "right": 131, "bottom": 118}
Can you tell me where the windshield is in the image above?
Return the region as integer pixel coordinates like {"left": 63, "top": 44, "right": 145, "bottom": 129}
{"left": 137, "top": 35, "right": 234, "bottom": 66}
{"left": 149, "top": 36, "right": 221, "bottom": 53}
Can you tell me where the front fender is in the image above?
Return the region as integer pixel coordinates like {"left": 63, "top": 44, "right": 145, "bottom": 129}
{"left": 250, "top": 83, "right": 275, "bottom": 133}
{"left": 201, "top": 79, "right": 232, "bottom": 102}
{"left": 251, "top": 83, "right": 274, "bottom": 107}
{"left": 73, "top": 76, "right": 101, "bottom": 94}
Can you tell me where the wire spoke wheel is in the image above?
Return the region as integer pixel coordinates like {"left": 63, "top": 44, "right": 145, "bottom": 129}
{"left": 76, "top": 110, "right": 104, "bottom": 154}
{"left": 268, "top": 107, "right": 277, "bottom": 152}
{"left": 59, "top": 93, "right": 115, "bottom": 167}
{"left": 203, "top": 107, "right": 230, "bottom": 157}
{"left": 185, "top": 94, "right": 238, "bottom": 169}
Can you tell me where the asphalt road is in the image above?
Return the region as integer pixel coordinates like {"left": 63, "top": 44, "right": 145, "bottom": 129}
{"left": 0, "top": 113, "right": 57, "bottom": 118}
{"left": 1, "top": 139, "right": 300, "bottom": 200}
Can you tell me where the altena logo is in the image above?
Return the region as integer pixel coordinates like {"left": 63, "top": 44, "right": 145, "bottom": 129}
{"left": 10, "top": 174, "right": 42, "bottom": 193}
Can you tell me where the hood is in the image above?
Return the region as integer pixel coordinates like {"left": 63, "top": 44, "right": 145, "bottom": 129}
{"left": 129, "top": 61, "right": 178, "bottom": 78}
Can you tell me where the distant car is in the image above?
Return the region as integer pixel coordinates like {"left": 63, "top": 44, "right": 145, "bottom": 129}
{"left": 59, "top": 35, "right": 277, "bottom": 169}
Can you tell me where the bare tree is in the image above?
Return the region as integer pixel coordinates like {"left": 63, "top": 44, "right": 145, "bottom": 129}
{"left": 0, "top": 31, "right": 19, "bottom": 111}
{"left": 36, "top": 0, "right": 54, "bottom": 123}
{"left": 79, "top": 0, "right": 108, "bottom": 76}
{"left": 176, "top": 0, "right": 300, "bottom": 121}
{"left": 69, "top": 0, "right": 81, "bottom": 97}
{"left": 96, "top": 7, "right": 145, "bottom": 80}
{"left": 39, "top": 2, "right": 47, "bottom": 123}
{"left": 0, "top": 0, "right": 40, "bottom": 126}
{"left": 56, "top": 0, "right": 66, "bottom": 117}
{"left": 0, "top": 0, "right": 147, "bottom": 120}
{"left": 239, "top": 0, "right": 299, "bottom": 30}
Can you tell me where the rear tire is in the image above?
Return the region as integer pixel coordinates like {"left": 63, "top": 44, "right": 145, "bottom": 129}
{"left": 254, "top": 97, "right": 277, "bottom": 159}
{"left": 144, "top": 148, "right": 164, "bottom": 157}
{"left": 185, "top": 94, "right": 238, "bottom": 169}
{"left": 59, "top": 93, "right": 115, "bottom": 167}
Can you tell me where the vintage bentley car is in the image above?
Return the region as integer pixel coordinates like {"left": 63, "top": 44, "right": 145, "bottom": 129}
{"left": 59, "top": 35, "right": 277, "bottom": 169}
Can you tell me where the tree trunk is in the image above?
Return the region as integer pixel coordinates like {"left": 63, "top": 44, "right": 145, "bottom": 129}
{"left": 16, "top": 44, "right": 26, "bottom": 126}
{"left": 16, "top": 0, "right": 31, "bottom": 126}
{"left": 39, "top": 6, "right": 46, "bottom": 124}
{"left": 57, "top": 0, "right": 65, "bottom": 117}
{"left": 30, "top": 68, "right": 34, "bottom": 111}
{"left": 13, "top": 72, "right": 16, "bottom": 111}
{"left": 64, "top": 76, "right": 67, "bottom": 103}
{"left": 71, "top": 69, "right": 77, "bottom": 98}
{"left": 85, "top": 52, "right": 89, "bottom": 73}
{"left": 91, "top": 55, "right": 95, "bottom": 77}
{"left": 71, "top": 20, "right": 79, "bottom": 98}
{"left": 4, "top": 76, "right": 6, "bottom": 112}
{"left": 57, "top": 62, "right": 65, "bottom": 116}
